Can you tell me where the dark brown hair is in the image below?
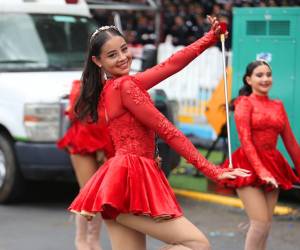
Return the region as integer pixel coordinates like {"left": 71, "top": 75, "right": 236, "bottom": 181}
{"left": 239, "top": 60, "right": 271, "bottom": 96}
{"left": 230, "top": 60, "right": 272, "bottom": 111}
{"left": 75, "top": 26, "right": 125, "bottom": 122}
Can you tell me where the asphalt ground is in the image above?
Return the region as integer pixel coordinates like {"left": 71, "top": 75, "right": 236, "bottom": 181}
{"left": 0, "top": 182, "right": 299, "bottom": 250}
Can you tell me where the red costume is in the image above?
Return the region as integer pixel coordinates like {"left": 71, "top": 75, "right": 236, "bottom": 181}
{"left": 57, "top": 80, "right": 114, "bottom": 158}
{"left": 69, "top": 30, "right": 228, "bottom": 220}
{"left": 223, "top": 94, "right": 300, "bottom": 190}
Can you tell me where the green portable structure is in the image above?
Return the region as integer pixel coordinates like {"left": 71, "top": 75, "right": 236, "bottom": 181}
{"left": 231, "top": 7, "right": 300, "bottom": 164}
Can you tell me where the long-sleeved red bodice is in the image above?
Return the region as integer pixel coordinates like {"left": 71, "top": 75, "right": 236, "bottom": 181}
{"left": 223, "top": 94, "right": 300, "bottom": 190}
{"left": 69, "top": 30, "right": 226, "bottom": 220}
{"left": 102, "top": 30, "right": 226, "bottom": 182}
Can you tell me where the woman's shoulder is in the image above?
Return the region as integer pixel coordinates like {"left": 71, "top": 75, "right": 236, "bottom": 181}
{"left": 111, "top": 75, "right": 135, "bottom": 90}
{"left": 110, "top": 75, "right": 151, "bottom": 105}
{"left": 270, "top": 98, "right": 283, "bottom": 105}
{"left": 234, "top": 95, "right": 252, "bottom": 107}
{"left": 270, "top": 98, "right": 286, "bottom": 112}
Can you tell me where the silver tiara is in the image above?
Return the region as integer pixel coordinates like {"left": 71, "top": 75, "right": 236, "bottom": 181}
{"left": 90, "top": 25, "right": 117, "bottom": 40}
{"left": 257, "top": 58, "right": 271, "bottom": 66}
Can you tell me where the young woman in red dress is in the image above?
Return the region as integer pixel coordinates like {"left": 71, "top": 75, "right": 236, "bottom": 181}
{"left": 69, "top": 16, "right": 249, "bottom": 250}
{"left": 222, "top": 60, "right": 300, "bottom": 250}
{"left": 58, "top": 80, "right": 114, "bottom": 250}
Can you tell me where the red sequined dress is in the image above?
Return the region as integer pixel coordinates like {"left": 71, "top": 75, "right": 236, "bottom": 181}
{"left": 57, "top": 80, "right": 114, "bottom": 158}
{"left": 222, "top": 94, "right": 300, "bottom": 190}
{"left": 69, "top": 31, "right": 228, "bottom": 220}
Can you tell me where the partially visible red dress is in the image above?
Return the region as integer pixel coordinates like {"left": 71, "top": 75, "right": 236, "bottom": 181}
{"left": 222, "top": 94, "right": 300, "bottom": 191}
{"left": 57, "top": 80, "right": 114, "bottom": 158}
{"left": 69, "top": 30, "right": 229, "bottom": 220}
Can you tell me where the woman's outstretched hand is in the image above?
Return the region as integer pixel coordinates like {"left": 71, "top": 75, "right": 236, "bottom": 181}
{"left": 218, "top": 167, "right": 251, "bottom": 180}
{"left": 207, "top": 15, "right": 229, "bottom": 38}
{"left": 261, "top": 176, "right": 278, "bottom": 188}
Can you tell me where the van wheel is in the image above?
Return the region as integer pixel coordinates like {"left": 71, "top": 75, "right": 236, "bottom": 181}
{"left": 0, "top": 133, "right": 25, "bottom": 203}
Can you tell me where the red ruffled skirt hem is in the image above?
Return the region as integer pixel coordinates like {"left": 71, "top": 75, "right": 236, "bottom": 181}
{"left": 68, "top": 154, "right": 183, "bottom": 220}
{"left": 222, "top": 148, "right": 300, "bottom": 191}
{"left": 57, "top": 121, "right": 114, "bottom": 157}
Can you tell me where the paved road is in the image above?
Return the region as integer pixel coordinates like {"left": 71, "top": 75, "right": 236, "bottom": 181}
{"left": 0, "top": 182, "right": 299, "bottom": 250}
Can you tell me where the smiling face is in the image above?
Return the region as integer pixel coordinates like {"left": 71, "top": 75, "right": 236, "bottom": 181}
{"left": 92, "top": 35, "right": 132, "bottom": 78}
{"left": 246, "top": 64, "right": 272, "bottom": 96}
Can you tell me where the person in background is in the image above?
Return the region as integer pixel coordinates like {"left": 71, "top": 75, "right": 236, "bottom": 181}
{"left": 222, "top": 60, "right": 300, "bottom": 250}
{"left": 169, "top": 15, "right": 190, "bottom": 46}
{"left": 57, "top": 80, "right": 114, "bottom": 250}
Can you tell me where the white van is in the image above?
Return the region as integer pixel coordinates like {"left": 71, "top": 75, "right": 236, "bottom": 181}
{"left": 0, "top": 0, "right": 98, "bottom": 202}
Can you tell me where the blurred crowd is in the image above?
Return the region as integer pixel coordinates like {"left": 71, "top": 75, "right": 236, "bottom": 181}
{"left": 91, "top": 0, "right": 300, "bottom": 50}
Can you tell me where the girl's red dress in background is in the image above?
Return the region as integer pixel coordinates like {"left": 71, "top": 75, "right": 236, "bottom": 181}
{"left": 57, "top": 80, "right": 114, "bottom": 158}
{"left": 222, "top": 94, "right": 300, "bottom": 191}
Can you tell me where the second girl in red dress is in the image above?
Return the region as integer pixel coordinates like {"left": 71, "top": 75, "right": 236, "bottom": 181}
{"left": 58, "top": 80, "right": 114, "bottom": 250}
{"left": 222, "top": 60, "right": 300, "bottom": 250}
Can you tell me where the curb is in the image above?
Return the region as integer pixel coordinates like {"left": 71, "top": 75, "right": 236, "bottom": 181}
{"left": 173, "top": 188, "right": 295, "bottom": 215}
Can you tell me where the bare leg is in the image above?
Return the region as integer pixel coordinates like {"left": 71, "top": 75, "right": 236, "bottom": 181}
{"left": 237, "top": 187, "right": 271, "bottom": 250}
{"left": 262, "top": 189, "right": 279, "bottom": 249}
{"left": 71, "top": 153, "right": 105, "bottom": 250}
{"left": 75, "top": 214, "right": 89, "bottom": 250}
{"left": 159, "top": 246, "right": 191, "bottom": 250}
{"left": 70, "top": 154, "right": 98, "bottom": 188}
{"left": 87, "top": 214, "right": 103, "bottom": 250}
{"left": 265, "top": 189, "right": 279, "bottom": 221}
{"left": 105, "top": 219, "right": 146, "bottom": 250}
{"left": 116, "top": 214, "right": 211, "bottom": 250}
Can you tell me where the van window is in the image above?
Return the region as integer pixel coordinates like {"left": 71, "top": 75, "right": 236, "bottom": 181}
{"left": 0, "top": 13, "right": 97, "bottom": 72}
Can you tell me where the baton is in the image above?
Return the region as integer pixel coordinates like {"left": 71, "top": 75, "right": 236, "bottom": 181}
{"left": 220, "top": 22, "right": 233, "bottom": 168}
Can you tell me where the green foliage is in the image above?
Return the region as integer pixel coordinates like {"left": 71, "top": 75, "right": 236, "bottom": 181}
{"left": 169, "top": 148, "right": 225, "bottom": 192}
{"left": 169, "top": 174, "right": 208, "bottom": 192}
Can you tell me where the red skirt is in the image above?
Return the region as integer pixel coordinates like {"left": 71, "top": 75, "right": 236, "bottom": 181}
{"left": 222, "top": 148, "right": 300, "bottom": 191}
{"left": 68, "top": 154, "right": 183, "bottom": 220}
{"left": 57, "top": 120, "right": 114, "bottom": 158}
